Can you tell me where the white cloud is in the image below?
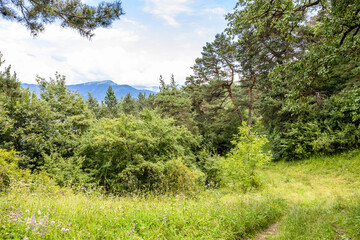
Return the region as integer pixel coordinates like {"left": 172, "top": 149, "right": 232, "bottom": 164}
{"left": 0, "top": 19, "right": 197, "bottom": 86}
{"left": 203, "top": 7, "right": 227, "bottom": 15}
{"left": 0, "top": 0, "right": 232, "bottom": 87}
{"left": 143, "top": 0, "right": 192, "bottom": 26}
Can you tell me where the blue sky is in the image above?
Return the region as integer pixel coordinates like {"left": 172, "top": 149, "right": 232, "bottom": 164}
{"left": 0, "top": 0, "right": 237, "bottom": 87}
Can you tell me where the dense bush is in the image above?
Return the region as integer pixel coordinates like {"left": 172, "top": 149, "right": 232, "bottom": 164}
{"left": 268, "top": 87, "right": 360, "bottom": 160}
{"left": 0, "top": 149, "right": 20, "bottom": 191}
{"left": 77, "top": 111, "right": 202, "bottom": 192}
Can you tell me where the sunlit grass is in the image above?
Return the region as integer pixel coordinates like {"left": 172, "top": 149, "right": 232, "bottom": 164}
{"left": 1, "top": 150, "right": 360, "bottom": 239}
{"left": 0, "top": 190, "right": 284, "bottom": 239}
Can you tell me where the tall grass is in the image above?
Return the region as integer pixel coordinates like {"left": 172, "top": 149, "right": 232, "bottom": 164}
{"left": 0, "top": 190, "right": 284, "bottom": 239}
{"left": 2, "top": 150, "right": 360, "bottom": 239}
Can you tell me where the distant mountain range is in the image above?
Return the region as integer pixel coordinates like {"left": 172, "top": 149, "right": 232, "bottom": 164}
{"left": 21, "top": 80, "right": 157, "bottom": 101}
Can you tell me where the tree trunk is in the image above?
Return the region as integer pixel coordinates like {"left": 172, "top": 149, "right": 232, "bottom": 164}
{"left": 223, "top": 58, "right": 244, "bottom": 122}
{"left": 225, "top": 85, "right": 244, "bottom": 122}
{"left": 248, "top": 73, "right": 256, "bottom": 128}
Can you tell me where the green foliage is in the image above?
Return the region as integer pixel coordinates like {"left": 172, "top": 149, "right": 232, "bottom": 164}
{"left": 117, "top": 158, "right": 204, "bottom": 194}
{"left": 122, "top": 93, "right": 136, "bottom": 115}
{"left": 219, "top": 124, "right": 271, "bottom": 191}
{"left": 43, "top": 153, "right": 89, "bottom": 188}
{"left": 0, "top": 54, "right": 21, "bottom": 99}
{"left": 0, "top": 149, "right": 20, "bottom": 191}
{"left": 0, "top": 148, "right": 60, "bottom": 195}
{"left": 0, "top": 88, "right": 53, "bottom": 169}
{"left": 78, "top": 111, "right": 201, "bottom": 192}
{"left": 118, "top": 161, "right": 165, "bottom": 192}
{"left": 163, "top": 158, "right": 204, "bottom": 194}
{"left": 86, "top": 93, "right": 103, "bottom": 119}
{"left": 0, "top": 189, "right": 284, "bottom": 239}
{"left": 0, "top": 0, "right": 124, "bottom": 38}
{"left": 104, "top": 85, "right": 117, "bottom": 110}
{"left": 196, "top": 150, "right": 222, "bottom": 188}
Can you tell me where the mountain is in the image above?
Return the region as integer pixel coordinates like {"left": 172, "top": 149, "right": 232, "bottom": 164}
{"left": 21, "top": 80, "right": 156, "bottom": 101}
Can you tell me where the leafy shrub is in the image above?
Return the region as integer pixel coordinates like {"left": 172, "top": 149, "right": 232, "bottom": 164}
{"left": 164, "top": 158, "right": 204, "bottom": 194}
{"left": 77, "top": 111, "right": 202, "bottom": 192}
{"left": 0, "top": 149, "right": 20, "bottom": 191}
{"left": 268, "top": 86, "right": 360, "bottom": 160}
{"left": 0, "top": 148, "right": 60, "bottom": 194}
{"left": 118, "top": 161, "right": 165, "bottom": 192}
{"left": 219, "top": 124, "right": 271, "bottom": 191}
{"left": 196, "top": 150, "right": 222, "bottom": 188}
{"left": 43, "top": 152, "right": 89, "bottom": 188}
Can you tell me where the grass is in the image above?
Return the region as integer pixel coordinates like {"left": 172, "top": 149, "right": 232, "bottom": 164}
{"left": 1, "top": 150, "right": 360, "bottom": 239}
{"left": 0, "top": 189, "right": 284, "bottom": 239}
{"left": 260, "top": 150, "right": 360, "bottom": 239}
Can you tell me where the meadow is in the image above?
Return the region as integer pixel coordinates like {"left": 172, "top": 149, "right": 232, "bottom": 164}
{"left": 1, "top": 150, "right": 360, "bottom": 239}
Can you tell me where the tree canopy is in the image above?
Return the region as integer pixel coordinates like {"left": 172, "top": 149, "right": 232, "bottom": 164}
{"left": 0, "top": 0, "right": 124, "bottom": 38}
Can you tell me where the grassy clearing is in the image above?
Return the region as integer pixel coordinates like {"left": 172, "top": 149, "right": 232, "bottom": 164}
{"left": 0, "top": 190, "right": 284, "bottom": 239}
{"left": 260, "top": 150, "right": 360, "bottom": 239}
{"left": 1, "top": 150, "right": 360, "bottom": 239}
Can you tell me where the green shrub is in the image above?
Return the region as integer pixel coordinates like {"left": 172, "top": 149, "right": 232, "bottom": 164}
{"left": 43, "top": 152, "right": 89, "bottom": 188}
{"left": 118, "top": 161, "right": 165, "bottom": 192}
{"left": 77, "top": 111, "right": 202, "bottom": 193}
{"left": 0, "top": 148, "right": 60, "bottom": 194}
{"left": 219, "top": 124, "right": 271, "bottom": 191}
{"left": 197, "top": 150, "right": 222, "bottom": 188}
{"left": 0, "top": 149, "right": 20, "bottom": 191}
{"left": 164, "top": 158, "right": 205, "bottom": 194}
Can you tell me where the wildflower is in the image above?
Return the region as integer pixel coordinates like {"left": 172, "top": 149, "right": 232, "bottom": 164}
{"left": 61, "top": 228, "right": 69, "bottom": 231}
{"left": 30, "top": 213, "right": 36, "bottom": 229}
{"left": 24, "top": 237, "right": 28, "bottom": 240}
{"left": 38, "top": 210, "right": 41, "bottom": 215}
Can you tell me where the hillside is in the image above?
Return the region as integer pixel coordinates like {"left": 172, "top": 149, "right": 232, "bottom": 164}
{"left": 21, "top": 80, "right": 156, "bottom": 101}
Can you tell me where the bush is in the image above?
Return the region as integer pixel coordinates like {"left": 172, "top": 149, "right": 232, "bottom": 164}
{"left": 219, "top": 124, "right": 271, "bottom": 191}
{"left": 43, "top": 152, "right": 89, "bottom": 188}
{"left": 164, "top": 158, "right": 204, "bottom": 194}
{"left": 196, "top": 150, "right": 222, "bottom": 188}
{"left": 77, "top": 111, "right": 202, "bottom": 192}
{"left": 0, "top": 149, "right": 20, "bottom": 191}
{"left": 118, "top": 161, "right": 165, "bottom": 192}
{"left": 0, "top": 148, "right": 60, "bottom": 194}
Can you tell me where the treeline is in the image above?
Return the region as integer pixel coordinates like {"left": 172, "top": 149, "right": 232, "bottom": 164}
{"left": 1, "top": 0, "right": 360, "bottom": 194}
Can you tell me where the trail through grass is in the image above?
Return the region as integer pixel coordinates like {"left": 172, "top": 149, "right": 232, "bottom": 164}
{"left": 259, "top": 150, "right": 360, "bottom": 239}
{"left": 1, "top": 150, "right": 360, "bottom": 239}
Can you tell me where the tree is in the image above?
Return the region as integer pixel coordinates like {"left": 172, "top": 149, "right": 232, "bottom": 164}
{"left": 188, "top": 33, "right": 244, "bottom": 122}
{"left": 86, "top": 93, "right": 103, "bottom": 119}
{"left": 122, "top": 93, "right": 136, "bottom": 115}
{"left": 104, "top": 85, "right": 117, "bottom": 114}
{"left": 137, "top": 92, "right": 146, "bottom": 112}
{"left": 77, "top": 111, "right": 200, "bottom": 192}
{"left": 225, "top": 0, "right": 360, "bottom": 159}
{"left": 0, "top": 54, "right": 21, "bottom": 98}
{"left": 0, "top": 0, "right": 124, "bottom": 38}
{"left": 219, "top": 124, "right": 271, "bottom": 191}
{"left": 159, "top": 75, "right": 166, "bottom": 92}
{"left": 170, "top": 74, "right": 177, "bottom": 90}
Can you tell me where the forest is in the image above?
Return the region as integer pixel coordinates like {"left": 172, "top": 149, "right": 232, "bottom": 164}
{"left": 1, "top": 0, "right": 360, "bottom": 239}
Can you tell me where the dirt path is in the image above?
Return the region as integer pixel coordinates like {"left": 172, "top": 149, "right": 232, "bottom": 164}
{"left": 333, "top": 225, "right": 349, "bottom": 240}
{"left": 251, "top": 221, "right": 282, "bottom": 240}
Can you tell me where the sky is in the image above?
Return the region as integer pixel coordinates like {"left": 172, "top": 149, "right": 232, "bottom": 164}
{"left": 0, "top": 0, "right": 237, "bottom": 88}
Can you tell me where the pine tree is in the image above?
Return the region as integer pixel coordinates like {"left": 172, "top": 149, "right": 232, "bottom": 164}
{"left": 104, "top": 85, "right": 117, "bottom": 113}
{"left": 159, "top": 75, "right": 166, "bottom": 92}
{"left": 0, "top": 0, "right": 124, "bottom": 38}
{"left": 170, "top": 74, "right": 177, "bottom": 90}
{"left": 122, "top": 93, "right": 136, "bottom": 115}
